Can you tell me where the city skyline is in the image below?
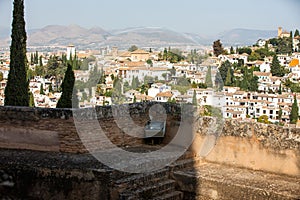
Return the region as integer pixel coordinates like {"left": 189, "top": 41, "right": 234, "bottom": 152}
{"left": 0, "top": 0, "right": 300, "bottom": 36}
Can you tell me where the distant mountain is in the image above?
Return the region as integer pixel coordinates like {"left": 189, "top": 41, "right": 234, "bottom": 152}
{"left": 107, "top": 27, "right": 197, "bottom": 48}
{"left": 0, "top": 25, "right": 279, "bottom": 48}
{"left": 27, "top": 24, "right": 111, "bottom": 46}
{"left": 217, "top": 28, "right": 277, "bottom": 46}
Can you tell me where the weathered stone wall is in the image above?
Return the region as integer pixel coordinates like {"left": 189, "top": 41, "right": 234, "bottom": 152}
{"left": 191, "top": 117, "right": 300, "bottom": 177}
{"left": 0, "top": 103, "right": 181, "bottom": 153}
{"left": 0, "top": 103, "right": 299, "bottom": 176}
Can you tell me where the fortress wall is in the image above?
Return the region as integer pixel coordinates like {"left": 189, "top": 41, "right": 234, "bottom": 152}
{"left": 191, "top": 117, "right": 300, "bottom": 177}
{"left": 0, "top": 103, "right": 180, "bottom": 153}
{"left": 0, "top": 104, "right": 299, "bottom": 176}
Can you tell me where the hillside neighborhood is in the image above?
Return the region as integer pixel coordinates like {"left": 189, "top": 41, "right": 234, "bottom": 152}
{"left": 0, "top": 27, "right": 300, "bottom": 126}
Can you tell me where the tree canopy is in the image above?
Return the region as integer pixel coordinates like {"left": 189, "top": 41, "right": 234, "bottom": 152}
{"left": 5, "top": 0, "right": 29, "bottom": 106}
{"left": 56, "top": 64, "right": 78, "bottom": 108}
{"left": 213, "top": 40, "right": 224, "bottom": 57}
{"left": 290, "top": 95, "right": 299, "bottom": 124}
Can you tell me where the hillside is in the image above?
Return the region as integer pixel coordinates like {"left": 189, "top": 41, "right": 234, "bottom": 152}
{"left": 0, "top": 25, "right": 278, "bottom": 48}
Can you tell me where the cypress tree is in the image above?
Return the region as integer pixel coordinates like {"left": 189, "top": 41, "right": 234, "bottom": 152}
{"left": 40, "top": 84, "right": 44, "bottom": 95}
{"left": 278, "top": 83, "right": 282, "bottom": 95}
{"left": 5, "top": 0, "right": 29, "bottom": 106}
{"left": 290, "top": 95, "right": 299, "bottom": 124}
{"left": 294, "top": 29, "right": 300, "bottom": 37}
{"left": 230, "top": 46, "right": 234, "bottom": 54}
{"left": 271, "top": 55, "right": 284, "bottom": 77}
{"left": 29, "top": 91, "right": 34, "bottom": 107}
{"left": 34, "top": 51, "right": 39, "bottom": 64}
{"left": 56, "top": 64, "right": 78, "bottom": 108}
{"left": 205, "top": 66, "right": 213, "bottom": 88}
{"left": 225, "top": 67, "right": 232, "bottom": 86}
{"left": 39, "top": 55, "right": 43, "bottom": 66}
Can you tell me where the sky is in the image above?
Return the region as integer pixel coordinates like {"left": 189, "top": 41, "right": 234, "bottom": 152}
{"left": 0, "top": 0, "right": 300, "bottom": 35}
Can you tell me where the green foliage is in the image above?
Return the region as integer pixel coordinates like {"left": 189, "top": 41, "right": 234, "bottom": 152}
{"left": 271, "top": 55, "right": 285, "bottom": 77}
{"left": 146, "top": 59, "right": 153, "bottom": 66}
{"left": 278, "top": 83, "right": 282, "bottom": 94}
{"left": 144, "top": 75, "right": 154, "bottom": 85}
{"left": 205, "top": 66, "right": 213, "bottom": 88}
{"left": 294, "top": 29, "right": 300, "bottom": 37}
{"left": 248, "top": 48, "right": 275, "bottom": 61}
{"left": 290, "top": 95, "right": 299, "bottom": 124}
{"left": 236, "top": 66, "right": 259, "bottom": 91}
{"left": 162, "top": 47, "right": 184, "bottom": 63}
{"left": 278, "top": 107, "right": 283, "bottom": 120}
{"left": 197, "top": 83, "right": 207, "bottom": 89}
{"left": 237, "top": 47, "right": 252, "bottom": 55}
{"left": 29, "top": 92, "right": 34, "bottom": 107}
{"left": 131, "top": 76, "right": 140, "bottom": 89}
{"left": 203, "top": 105, "right": 223, "bottom": 119}
{"left": 5, "top": 0, "right": 29, "bottom": 106}
{"left": 133, "top": 96, "right": 136, "bottom": 103}
{"left": 186, "top": 49, "right": 207, "bottom": 64}
{"left": 230, "top": 46, "right": 235, "bottom": 54}
{"left": 283, "top": 80, "right": 300, "bottom": 93}
{"left": 224, "top": 67, "right": 232, "bottom": 86}
{"left": 139, "top": 84, "right": 149, "bottom": 94}
{"left": 56, "top": 64, "right": 78, "bottom": 108}
{"left": 171, "top": 84, "right": 190, "bottom": 95}
{"left": 40, "top": 84, "right": 45, "bottom": 95}
{"left": 39, "top": 55, "right": 43, "bottom": 66}
{"left": 111, "top": 76, "right": 125, "bottom": 104}
{"left": 270, "top": 37, "right": 293, "bottom": 55}
{"left": 128, "top": 45, "right": 138, "bottom": 52}
{"left": 248, "top": 51, "right": 261, "bottom": 61}
{"left": 213, "top": 40, "right": 225, "bottom": 57}
{"left": 34, "top": 51, "right": 39, "bottom": 64}
{"left": 219, "top": 60, "right": 232, "bottom": 83}
{"left": 81, "top": 92, "right": 88, "bottom": 102}
{"left": 0, "top": 72, "right": 3, "bottom": 81}
{"left": 255, "top": 48, "right": 275, "bottom": 59}
{"left": 257, "top": 115, "right": 269, "bottom": 124}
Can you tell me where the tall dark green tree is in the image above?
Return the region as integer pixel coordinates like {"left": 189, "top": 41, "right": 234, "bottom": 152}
{"left": 294, "top": 29, "right": 300, "bottom": 37}
{"left": 225, "top": 67, "right": 232, "bottom": 86}
{"left": 39, "top": 55, "right": 43, "bottom": 66}
{"left": 271, "top": 55, "right": 285, "bottom": 77}
{"left": 230, "top": 46, "right": 235, "bottom": 54}
{"left": 40, "top": 84, "right": 45, "bottom": 95}
{"left": 56, "top": 64, "right": 78, "bottom": 108}
{"left": 213, "top": 40, "right": 224, "bottom": 57}
{"left": 29, "top": 91, "right": 34, "bottom": 107}
{"left": 219, "top": 60, "right": 232, "bottom": 83}
{"left": 290, "top": 95, "right": 299, "bottom": 124}
{"left": 205, "top": 66, "right": 213, "bottom": 88}
{"left": 34, "top": 51, "right": 39, "bottom": 64}
{"left": 5, "top": 0, "right": 29, "bottom": 106}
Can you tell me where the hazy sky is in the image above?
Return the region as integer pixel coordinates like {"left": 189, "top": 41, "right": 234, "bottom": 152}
{"left": 0, "top": 0, "right": 299, "bottom": 35}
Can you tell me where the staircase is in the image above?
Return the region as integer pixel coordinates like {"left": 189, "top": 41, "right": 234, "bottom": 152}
{"left": 112, "top": 151, "right": 200, "bottom": 200}
{"left": 113, "top": 168, "right": 182, "bottom": 200}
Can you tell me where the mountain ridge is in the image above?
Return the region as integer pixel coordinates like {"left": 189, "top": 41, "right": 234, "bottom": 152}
{"left": 0, "top": 25, "right": 278, "bottom": 48}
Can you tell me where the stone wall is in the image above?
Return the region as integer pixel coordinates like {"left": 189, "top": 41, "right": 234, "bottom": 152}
{"left": 0, "top": 103, "right": 299, "bottom": 176}
{"left": 0, "top": 103, "right": 181, "bottom": 154}
{"left": 191, "top": 117, "right": 300, "bottom": 176}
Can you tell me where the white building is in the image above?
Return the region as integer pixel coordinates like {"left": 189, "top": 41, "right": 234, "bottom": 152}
{"left": 67, "top": 45, "right": 76, "bottom": 60}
